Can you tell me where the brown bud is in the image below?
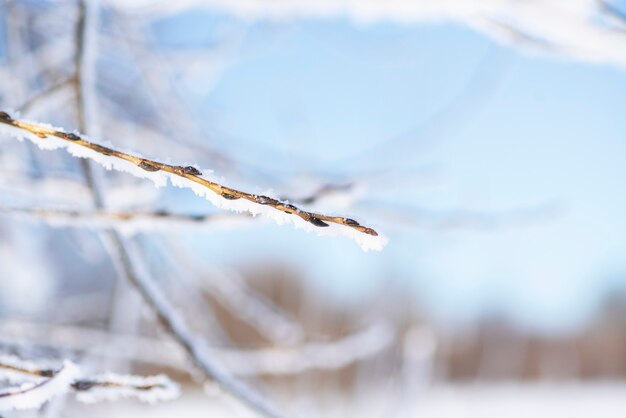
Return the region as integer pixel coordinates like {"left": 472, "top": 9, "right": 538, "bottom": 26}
{"left": 39, "top": 369, "right": 56, "bottom": 378}
{"left": 138, "top": 161, "right": 160, "bottom": 172}
{"left": 309, "top": 217, "right": 329, "bottom": 227}
{"left": 73, "top": 380, "right": 96, "bottom": 391}
{"left": 255, "top": 195, "right": 279, "bottom": 205}
{"left": 182, "top": 166, "right": 202, "bottom": 176}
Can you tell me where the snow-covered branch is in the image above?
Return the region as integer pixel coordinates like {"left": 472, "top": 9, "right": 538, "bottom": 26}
{"left": 0, "top": 319, "right": 394, "bottom": 376}
{"left": 0, "top": 354, "right": 179, "bottom": 411}
{"left": 0, "top": 359, "right": 78, "bottom": 411}
{"left": 72, "top": 373, "right": 180, "bottom": 404}
{"left": 200, "top": 269, "right": 305, "bottom": 346}
{"left": 110, "top": 0, "right": 626, "bottom": 69}
{"left": 219, "top": 321, "right": 395, "bottom": 376}
{"left": 0, "top": 112, "right": 387, "bottom": 251}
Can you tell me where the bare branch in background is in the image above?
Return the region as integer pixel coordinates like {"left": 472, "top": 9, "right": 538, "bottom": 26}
{"left": 200, "top": 269, "right": 306, "bottom": 346}
{"left": 599, "top": 0, "right": 626, "bottom": 29}
{"left": 219, "top": 321, "right": 395, "bottom": 376}
{"left": 152, "top": 238, "right": 306, "bottom": 346}
{"left": 0, "top": 359, "right": 79, "bottom": 411}
{"left": 15, "top": 77, "right": 75, "bottom": 116}
{"left": 67, "top": 3, "right": 287, "bottom": 417}
{"left": 110, "top": 0, "right": 626, "bottom": 68}
{"left": 0, "top": 173, "right": 91, "bottom": 203}
{"left": 0, "top": 320, "right": 394, "bottom": 377}
{"left": 0, "top": 206, "right": 252, "bottom": 233}
{"left": 105, "top": 234, "right": 288, "bottom": 418}
{"left": 0, "top": 354, "right": 179, "bottom": 411}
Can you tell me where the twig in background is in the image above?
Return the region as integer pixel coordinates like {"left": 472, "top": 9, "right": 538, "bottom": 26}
{"left": 599, "top": 0, "right": 626, "bottom": 28}
{"left": 199, "top": 269, "right": 306, "bottom": 346}
{"left": 0, "top": 320, "right": 394, "bottom": 377}
{"left": 16, "top": 77, "right": 75, "bottom": 116}
{"left": 0, "top": 354, "right": 179, "bottom": 411}
{"left": 0, "top": 206, "right": 252, "bottom": 234}
{"left": 0, "top": 173, "right": 91, "bottom": 203}
{"left": 159, "top": 238, "right": 305, "bottom": 346}
{"left": 110, "top": 236, "right": 288, "bottom": 418}
{"left": 68, "top": 3, "right": 287, "bottom": 417}
{"left": 218, "top": 321, "right": 395, "bottom": 376}
{"left": 109, "top": 11, "right": 237, "bottom": 173}
{"left": 0, "top": 359, "right": 78, "bottom": 411}
{"left": 111, "top": 0, "right": 626, "bottom": 68}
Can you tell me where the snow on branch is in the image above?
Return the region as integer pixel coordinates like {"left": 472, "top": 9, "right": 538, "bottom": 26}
{"left": 203, "top": 271, "right": 306, "bottom": 345}
{"left": 219, "top": 321, "right": 395, "bottom": 376}
{"left": 0, "top": 320, "right": 394, "bottom": 377}
{"left": 0, "top": 354, "right": 179, "bottom": 411}
{"left": 0, "top": 111, "right": 387, "bottom": 251}
{"left": 73, "top": 373, "right": 180, "bottom": 404}
{"left": 0, "top": 359, "right": 78, "bottom": 411}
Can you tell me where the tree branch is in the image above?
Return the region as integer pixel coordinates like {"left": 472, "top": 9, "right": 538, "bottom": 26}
{"left": 0, "top": 112, "right": 386, "bottom": 250}
{"left": 0, "top": 206, "right": 251, "bottom": 232}
{"left": 0, "top": 355, "right": 179, "bottom": 408}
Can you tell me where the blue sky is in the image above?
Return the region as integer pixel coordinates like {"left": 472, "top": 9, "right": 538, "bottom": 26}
{"left": 155, "top": 13, "right": 626, "bottom": 333}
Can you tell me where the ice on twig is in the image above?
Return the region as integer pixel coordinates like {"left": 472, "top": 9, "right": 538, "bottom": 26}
{"left": 0, "top": 354, "right": 180, "bottom": 410}
{"left": 75, "top": 373, "right": 180, "bottom": 404}
{"left": 0, "top": 360, "right": 78, "bottom": 411}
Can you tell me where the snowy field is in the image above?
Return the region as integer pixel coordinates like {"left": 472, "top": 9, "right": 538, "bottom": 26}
{"left": 61, "top": 383, "right": 626, "bottom": 418}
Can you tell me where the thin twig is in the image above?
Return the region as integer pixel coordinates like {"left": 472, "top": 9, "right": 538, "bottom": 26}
{"left": 110, "top": 236, "right": 287, "bottom": 418}
{"left": 0, "top": 355, "right": 178, "bottom": 404}
{"left": 0, "top": 113, "right": 379, "bottom": 238}
{"left": 155, "top": 238, "right": 304, "bottom": 345}
{"left": 16, "top": 77, "right": 75, "bottom": 115}
{"left": 0, "top": 360, "right": 78, "bottom": 411}
{"left": 0, "top": 206, "right": 251, "bottom": 231}
{"left": 0, "top": 319, "right": 393, "bottom": 377}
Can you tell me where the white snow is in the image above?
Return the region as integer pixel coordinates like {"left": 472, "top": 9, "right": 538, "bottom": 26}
{"left": 0, "top": 354, "right": 49, "bottom": 383}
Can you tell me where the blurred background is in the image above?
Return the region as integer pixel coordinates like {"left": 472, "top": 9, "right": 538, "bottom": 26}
{"left": 1, "top": 0, "right": 626, "bottom": 417}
